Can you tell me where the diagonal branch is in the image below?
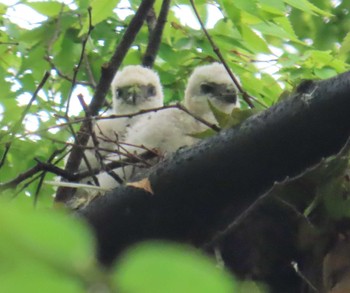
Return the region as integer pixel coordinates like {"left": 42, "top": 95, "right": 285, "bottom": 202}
{"left": 142, "top": 0, "right": 171, "bottom": 68}
{"left": 189, "top": 0, "right": 256, "bottom": 108}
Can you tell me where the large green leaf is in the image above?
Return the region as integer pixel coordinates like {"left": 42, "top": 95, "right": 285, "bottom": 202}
{"left": 26, "top": 2, "right": 67, "bottom": 17}
{"left": 284, "top": 0, "right": 331, "bottom": 16}
{"left": 113, "top": 241, "right": 237, "bottom": 293}
{"left": 0, "top": 201, "right": 97, "bottom": 291}
{"left": 80, "top": 0, "right": 120, "bottom": 34}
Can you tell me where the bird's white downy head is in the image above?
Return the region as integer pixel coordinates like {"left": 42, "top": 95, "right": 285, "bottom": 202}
{"left": 184, "top": 62, "right": 240, "bottom": 122}
{"left": 111, "top": 65, "right": 163, "bottom": 114}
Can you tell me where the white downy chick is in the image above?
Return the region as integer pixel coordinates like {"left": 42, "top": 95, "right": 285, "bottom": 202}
{"left": 80, "top": 65, "right": 164, "bottom": 172}
{"left": 184, "top": 62, "right": 240, "bottom": 128}
{"left": 68, "top": 66, "right": 163, "bottom": 205}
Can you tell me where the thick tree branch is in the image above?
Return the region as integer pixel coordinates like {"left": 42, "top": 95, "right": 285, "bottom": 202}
{"left": 142, "top": 0, "right": 171, "bottom": 68}
{"left": 56, "top": 0, "right": 156, "bottom": 203}
{"left": 80, "top": 71, "right": 350, "bottom": 265}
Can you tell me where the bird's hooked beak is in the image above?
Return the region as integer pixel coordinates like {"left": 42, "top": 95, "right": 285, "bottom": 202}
{"left": 217, "top": 84, "right": 237, "bottom": 104}
{"left": 115, "top": 85, "right": 142, "bottom": 105}
{"left": 125, "top": 85, "right": 141, "bottom": 105}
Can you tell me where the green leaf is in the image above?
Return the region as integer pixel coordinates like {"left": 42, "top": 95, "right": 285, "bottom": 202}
{"left": 220, "top": 0, "right": 242, "bottom": 26}
{"left": 273, "top": 17, "right": 298, "bottom": 41}
{"left": 229, "top": 108, "right": 259, "bottom": 128}
{"left": 284, "top": 0, "right": 332, "bottom": 16}
{"left": 232, "top": 0, "right": 260, "bottom": 18}
{"left": 189, "top": 128, "right": 218, "bottom": 139}
{"left": 259, "top": 0, "right": 285, "bottom": 16}
{"left": 113, "top": 241, "right": 236, "bottom": 293}
{"left": 27, "top": 2, "right": 66, "bottom": 17}
{"left": 0, "top": 202, "right": 95, "bottom": 273}
{"left": 338, "top": 32, "right": 350, "bottom": 60}
{"left": 81, "top": 0, "right": 120, "bottom": 34}
{"left": 241, "top": 25, "right": 270, "bottom": 53}
{"left": 0, "top": 202, "right": 96, "bottom": 292}
{"left": 313, "top": 67, "right": 337, "bottom": 79}
{"left": 252, "top": 20, "right": 303, "bottom": 44}
{"left": 207, "top": 100, "right": 231, "bottom": 128}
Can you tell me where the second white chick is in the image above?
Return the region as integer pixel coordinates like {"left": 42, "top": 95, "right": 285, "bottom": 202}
{"left": 184, "top": 62, "right": 240, "bottom": 128}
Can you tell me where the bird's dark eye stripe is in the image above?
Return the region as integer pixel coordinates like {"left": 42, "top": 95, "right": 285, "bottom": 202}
{"left": 115, "top": 88, "right": 124, "bottom": 98}
{"left": 200, "top": 83, "right": 214, "bottom": 94}
{"left": 147, "top": 85, "right": 156, "bottom": 97}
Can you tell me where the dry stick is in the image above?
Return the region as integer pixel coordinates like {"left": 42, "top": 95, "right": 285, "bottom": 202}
{"left": 189, "top": 0, "right": 255, "bottom": 109}
{"left": 142, "top": 0, "right": 171, "bottom": 68}
{"left": 0, "top": 164, "right": 43, "bottom": 191}
{"left": 55, "top": 0, "right": 156, "bottom": 203}
{"left": 0, "top": 149, "right": 157, "bottom": 192}
{"left": 0, "top": 151, "right": 72, "bottom": 193}
{"left": 74, "top": 150, "right": 157, "bottom": 181}
{"left": 33, "top": 148, "right": 67, "bottom": 206}
{"left": 76, "top": 93, "right": 102, "bottom": 186}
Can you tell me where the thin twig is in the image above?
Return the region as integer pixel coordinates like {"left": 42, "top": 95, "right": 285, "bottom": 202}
{"left": 189, "top": 0, "right": 255, "bottom": 108}
{"left": 33, "top": 148, "right": 66, "bottom": 206}
{"left": 291, "top": 261, "right": 319, "bottom": 292}
{"left": 16, "top": 71, "right": 51, "bottom": 132}
{"left": 76, "top": 93, "right": 101, "bottom": 186}
{"left": 65, "top": 7, "right": 94, "bottom": 115}
{"left": 0, "top": 148, "right": 157, "bottom": 192}
{"left": 11, "top": 103, "right": 220, "bottom": 140}
{"left": 0, "top": 42, "right": 19, "bottom": 45}
{"left": 45, "top": 56, "right": 95, "bottom": 87}
{"left": 3, "top": 71, "right": 51, "bottom": 155}
{"left": 0, "top": 142, "right": 10, "bottom": 168}
{"left": 83, "top": 54, "right": 97, "bottom": 87}
{"left": 142, "top": 0, "right": 171, "bottom": 68}
{"left": 175, "top": 103, "right": 221, "bottom": 131}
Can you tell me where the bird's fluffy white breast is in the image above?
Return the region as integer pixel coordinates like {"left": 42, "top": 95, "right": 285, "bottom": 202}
{"left": 125, "top": 108, "right": 199, "bottom": 155}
